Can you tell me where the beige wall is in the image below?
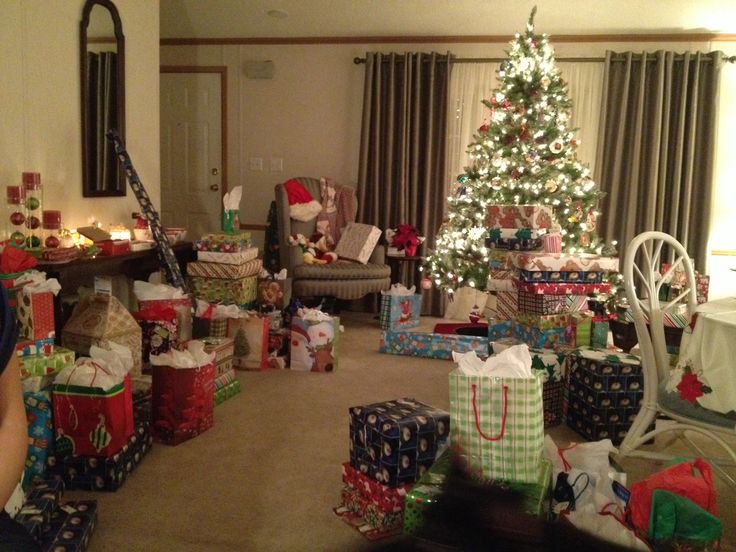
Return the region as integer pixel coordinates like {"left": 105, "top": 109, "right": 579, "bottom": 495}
{"left": 0, "top": 0, "right": 160, "bottom": 233}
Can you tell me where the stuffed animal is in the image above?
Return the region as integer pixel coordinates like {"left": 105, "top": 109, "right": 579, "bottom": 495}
{"left": 289, "top": 233, "right": 338, "bottom": 265}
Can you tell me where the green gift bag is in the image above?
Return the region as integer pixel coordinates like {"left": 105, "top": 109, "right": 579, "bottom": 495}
{"left": 449, "top": 370, "right": 544, "bottom": 483}
{"left": 649, "top": 490, "right": 722, "bottom": 550}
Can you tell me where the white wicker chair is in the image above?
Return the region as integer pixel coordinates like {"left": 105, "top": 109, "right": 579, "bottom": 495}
{"left": 620, "top": 231, "right": 736, "bottom": 488}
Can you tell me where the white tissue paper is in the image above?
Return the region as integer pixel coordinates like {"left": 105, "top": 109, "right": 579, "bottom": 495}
{"left": 259, "top": 268, "right": 288, "bottom": 280}
{"left": 380, "top": 283, "right": 416, "bottom": 296}
{"left": 134, "top": 280, "right": 187, "bottom": 301}
{"left": 22, "top": 277, "right": 61, "bottom": 296}
{"left": 15, "top": 270, "right": 48, "bottom": 287}
{"left": 54, "top": 342, "right": 132, "bottom": 391}
{"left": 195, "top": 299, "right": 241, "bottom": 320}
{"left": 452, "top": 344, "right": 533, "bottom": 378}
{"left": 296, "top": 307, "right": 333, "bottom": 322}
{"left": 223, "top": 186, "right": 242, "bottom": 211}
{"left": 149, "top": 339, "right": 215, "bottom": 369}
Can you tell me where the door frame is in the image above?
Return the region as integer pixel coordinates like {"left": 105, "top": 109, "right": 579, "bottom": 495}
{"left": 159, "top": 65, "right": 228, "bottom": 216}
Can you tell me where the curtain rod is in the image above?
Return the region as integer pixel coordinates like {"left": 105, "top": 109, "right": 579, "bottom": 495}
{"left": 353, "top": 54, "right": 736, "bottom": 64}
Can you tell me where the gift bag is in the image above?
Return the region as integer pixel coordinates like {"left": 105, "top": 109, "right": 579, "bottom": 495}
{"left": 227, "top": 314, "right": 269, "bottom": 370}
{"left": 379, "top": 285, "right": 421, "bottom": 331}
{"left": 258, "top": 276, "right": 292, "bottom": 312}
{"left": 134, "top": 280, "right": 193, "bottom": 341}
{"left": 192, "top": 300, "right": 239, "bottom": 339}
{"left": 150, "top": 341, "right": 215, "bottom": 446}
{"left": 449, "top": 365, "right": 544, "bottom": 483}
{"left": 133, "top": 305, "right": 179, "bottom": 367}
{"left": 290, "top": 310, "right": 340, "bottom": 372}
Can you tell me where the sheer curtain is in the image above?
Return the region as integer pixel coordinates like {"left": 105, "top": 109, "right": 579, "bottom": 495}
{"left": 446, "top": 61, "right": 604, "bottom": 193}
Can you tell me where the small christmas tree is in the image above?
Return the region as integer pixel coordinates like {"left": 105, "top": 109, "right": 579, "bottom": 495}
{"left": 234, "top": 327, "right": 251, "bottom": 358}
{"left": 424, "top": 7, "right": 602, "bottom": 292}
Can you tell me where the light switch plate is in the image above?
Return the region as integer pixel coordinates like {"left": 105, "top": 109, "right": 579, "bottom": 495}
{"left": 249, "top": 157, "right": 263, "bottom": 171}
{"left": 270, "top": 158, "right": 283, "bottom": 172}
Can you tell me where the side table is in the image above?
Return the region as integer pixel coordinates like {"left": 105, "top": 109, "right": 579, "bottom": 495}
{"left": 385, "top": 254, "right": 425, "bottom": 290}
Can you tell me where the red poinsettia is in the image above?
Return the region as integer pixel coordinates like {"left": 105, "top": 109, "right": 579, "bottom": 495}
{"left": 391, "top": 224, "right": 419, "bottom": 251}
{"left": 676, "top": 372, "right": 704, "bottom": 404}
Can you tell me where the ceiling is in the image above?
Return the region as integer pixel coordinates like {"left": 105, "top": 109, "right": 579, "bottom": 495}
{"left": 159, "top": 0, "right": 736, "bottom": 40}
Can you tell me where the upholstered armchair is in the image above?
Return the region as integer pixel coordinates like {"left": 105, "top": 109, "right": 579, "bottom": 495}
{"left": 275, "top": 177, "right": 391, "bottom": 300}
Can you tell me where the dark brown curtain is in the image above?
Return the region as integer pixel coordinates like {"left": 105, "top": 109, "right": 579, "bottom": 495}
{"left": 595, "top": 50, "right": 723, "bottom": 270}
{"left": 357, "top": 52, "right": 451, "bottom": 316}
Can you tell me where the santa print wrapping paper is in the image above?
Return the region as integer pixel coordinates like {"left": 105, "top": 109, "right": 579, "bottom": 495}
{"left": 133, "top": 306, "right": 179, "bottom": 365}
{"left": 509, "top": 251, "right": 619, "bottom": 273}
{"left": 152, "top": 362, "right": 215, "bottom": 446}
{"left": 379, "top": 294, "right": 421, "bottom": 331}
{"left": 513, "top": 280, "right": 611, "bottom": 295}
{"left": 52, "top": 374, "right": 134, "bottom": 458}
{"left": 17, "top": 289, "right": 55, "bottom": 341}
{"left": 227, "top": 315, "right": 269, "bottom": 370}
{"left": 187, "top": 258, "right": 262, "bottom": 279}
{"left": 290, "top": 315, "right": 340, "bottom": 372}
{"left": 486, "top": 205, "right": 554, "bottom": 230}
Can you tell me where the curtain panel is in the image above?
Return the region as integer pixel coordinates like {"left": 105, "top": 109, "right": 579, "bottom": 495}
{"left": 595, "top": 50, "right": 723, "bottom": 270}
{"left": 357, "top": 52, "right": 451, "bottom": 316}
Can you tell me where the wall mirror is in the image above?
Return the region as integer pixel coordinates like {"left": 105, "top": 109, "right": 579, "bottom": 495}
{"left": 80, "top": 0, "right": 126, "bottom": 197}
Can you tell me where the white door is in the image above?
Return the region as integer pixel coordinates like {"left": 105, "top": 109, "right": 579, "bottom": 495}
{"left": 160, "top": 72, "right": 223, "bottom": 239}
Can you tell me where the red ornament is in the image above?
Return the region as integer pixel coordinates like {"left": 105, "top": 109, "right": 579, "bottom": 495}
{"left": 511, "top": 169, "right": 521, "bottom": 180}
{"left": 45, "top": 235, "right": 60, "bottom": 248}
{"left": 677, "top": 372, "right": 704, "bottom": 404}
{"left": 501, "top": 100, "right": 511, "bottom": 109}
{"left": 10, "top": 211, "right": 25, "bottom": 226}
{"left": 478, "top": 124, "right": 489, "bottom": 133}
{"left": 421, "top": 277, "right": 432, "bottom": 290}
{"left": 26, "top": 215, "right": 41, "bottom": 230}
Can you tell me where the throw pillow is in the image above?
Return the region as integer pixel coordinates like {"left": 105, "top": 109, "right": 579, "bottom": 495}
{"left": 334, "top": 222, "right": 381, "bottom": 264}
{"left": 283, "top": 179, "right": 322, "bottom": 222}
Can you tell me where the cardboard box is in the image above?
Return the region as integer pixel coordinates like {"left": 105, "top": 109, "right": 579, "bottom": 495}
{"left": 62, "top": 294, "right": 143, "bottom": 376}
{"left": 349, "top": 398, "right": 449, "bottom": 488}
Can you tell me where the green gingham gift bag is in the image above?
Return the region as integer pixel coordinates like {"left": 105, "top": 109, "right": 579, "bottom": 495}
{"left": 449, "top": 346, "right": 544, "bottom": 483}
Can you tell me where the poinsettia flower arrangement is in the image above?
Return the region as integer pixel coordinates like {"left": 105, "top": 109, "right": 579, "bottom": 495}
{"left": 386, "top": 224, "right": 425, "bottom": 256}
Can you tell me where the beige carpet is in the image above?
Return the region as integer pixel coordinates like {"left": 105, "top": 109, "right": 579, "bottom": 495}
{"left": 66, "top": 311, "right": 736, "bottom": 551}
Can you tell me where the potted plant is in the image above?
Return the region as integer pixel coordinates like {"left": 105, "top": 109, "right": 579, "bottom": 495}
{"left": 386, "top": 224, "right": 424, "bottom": 257}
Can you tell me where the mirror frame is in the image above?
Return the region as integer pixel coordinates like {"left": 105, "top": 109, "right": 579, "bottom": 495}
{"left": 80, "top": 0, "right": 126, "bottom": 197}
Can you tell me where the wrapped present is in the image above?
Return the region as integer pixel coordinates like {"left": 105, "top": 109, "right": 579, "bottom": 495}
{"left": 509, "top": 251, "right": 619, "bottom": 273}
{"left": 39, "top": 500, "right": 98, "bottom": 552}
{"left": 202, "top": 337, "right": 235, "bottom": 374}
{"left": 53, "top": 350, "right": 135, "bottom": 458}
{"left": 487, "top": 320, "right": 513, "bottom": 341}
{"left": 196, "top": 247, "right": 258, "bottom": 264}
{"left": 379, "top": 330, "right": 488, "bottom": 360}
{"left": 566, "top": 396, "right": 641, "bottom": 445}
{"left": 133, "top": 305, "right": 179, "bottom": 366}
{"left": 517, "top": 291, "right": 567, "bottom": 315}
{"left": 512, "top": 280, "right": 611, "bottom": 295}
{"left": 20, "top": 346, "right": 75, "bottom": 379}
{"left": 17, "top": 283, "right": 58, "bottom": 341}
{"left": 62, "top": 294, "right": 143, "bottom": 377}
{"left": 513, "top": 322, "right": 568, "bottom": 349}
{"left": 16, "top": 336, "right": 55, "bottom": 357}
{"left": 136, "top": 285, "right": 193, "bottom": 342}
{"left": 486, "top": 269, "right": 517, "bottom": 292}
{"left": 485, "top": 235, "right": 543, "bottom": 251}
{"left": 214, "top": 378, "right": 241, "bottom": 405}
{"left": 150, "top": 341, "right": 215, "bottom": 445}
{"left": 516, "top": 312, "right": 571, "bottom": 331}
{"left": 334, "top": 222, "right": 382, "bottom": 264}
{"left": 491, "top": 291, "right": 518, "bottom": 321}
{"left": 14, "top": 495, "right": 57, "bottom": 540}
{"left": 189, "top": 274, "right": 258, "bottom": 307}
{"left": 379, "top": 288, "right": 422, "bottom": 331}
{"left": 403, "top": 451, "right": 552, "bottom": 536}
{"left": 195, "top": 231, "right": 252, "bottom": 252}
{"left": 227, "top": 314, "right": 269, "bottom": 370}
{"left": 258, "top": 277, "right": 292, "bottom": 312}
{"left": 486, "top": 204, "right": 554, "bottom": 229}
{"left": 572, "top": 312, "right": 592, "bottom": 347}
{"left": 591, "top": 318, "right": 610, "bottom": 348}
{"left": 696, "top": 273, "right": 710, "bottom": 304}
{"left": 487, "top": 249, "right": 512, "bottom": 270}
{"left": 349, "top": 398, "right": 449, "bottom": 487}
{"left": 542, "top": 233, "right": 562, "bottom": 253}
{"left": 517, "top": 268, "right": 604, "bottom": 283}
{"left": 214, "top": 368, "right": 237, "bottom": 390}
{"left": 488, "top": 227, "right": 547, "bottom": 240}
{"left": 490, "top": 337, "right": 523, "bottom": 353}
{"left": 22, "top": 390, "right": 54, "bottom": 488}
{"left": 47, "top": 422, "right": 152, "bottom": 491}
{"left": 291, "top": 310, "right": 340, "bottom": 371}
{"left": 565, "top": 295, "right": 589, "bottom": 312}
{"left": 187, "top": 258, "right": 262, "bottom": 279}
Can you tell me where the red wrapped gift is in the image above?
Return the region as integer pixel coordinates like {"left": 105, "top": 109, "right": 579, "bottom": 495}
{"left": 152, "top": 362, "right": 215, "bottom": 445}
{"left": 52, "top": 372, "right": 134, "bottom": 458}
{"left": 17, "top": 289, "right": 55, "bottom": 341}
{"left": 341, "top": 463, "right": 410, "bottom": 513}
{"left": 139, "top": 297, "right": 193, "bottom": 341}
{"left": 512, "top": 280, "right": 611, "bottom": 296}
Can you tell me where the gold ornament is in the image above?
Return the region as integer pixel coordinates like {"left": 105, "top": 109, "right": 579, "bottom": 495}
{"left": 544, "top": 179, "right": 558, "bottom": 192}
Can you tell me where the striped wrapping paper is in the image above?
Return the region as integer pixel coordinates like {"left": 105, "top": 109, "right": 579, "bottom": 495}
{"left": 565, "top": 295, "right": 589, "bottom": 313}
{"left": 623, "top": 308, "right": 689, "bottom": 328}
{"left": 486, "top": 269, "right": 517, "bottom": 292}
{"left": 493, "top": 291, "right": 518, "bottom": 320}
{"left": 187, "top": 258, "right": 262, "bottom": 279}
{"left": 196, "top": 247, "right": 259, "bottom": 264}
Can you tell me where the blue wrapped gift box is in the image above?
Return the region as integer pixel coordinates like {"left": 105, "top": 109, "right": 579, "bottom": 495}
{"left": 517, "top": 269, "right": 604, "bottom": 283}
{"left": 349, "top": 398, "right": 450, "bottom": 488}
{"left": 23, "top": 389, "right": 54, "bottom": 488}
{"left": 379, "top": 331, "right": 488, "bottom": 360}
{"left": 40, "top": 500, "right": 98, "bottom": 552}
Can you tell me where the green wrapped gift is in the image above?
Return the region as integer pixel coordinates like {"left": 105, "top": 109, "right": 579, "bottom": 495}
{"left": 214, "top": 379, "right": 241, "bottom": 405}
{"left": 515, "top": 312, "right": 571, "bottom": 330}
{"left": 572, "top": 312, "right": 592, "bottom": 347}
{"left": 189, "top": 275, "right": 257, "bottom": 306}
{"left": 194, "top": 231, "right": 252, "bottom": 252}
{"left": 20, "top": 347, "right": 75, "bottom": 379}
{"left": 403, "top": 450, "right": 552, "bottom": 536}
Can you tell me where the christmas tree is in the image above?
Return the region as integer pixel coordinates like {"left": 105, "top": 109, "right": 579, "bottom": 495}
{"left": 424, "top": 7, "right": 602, "bottom": 292}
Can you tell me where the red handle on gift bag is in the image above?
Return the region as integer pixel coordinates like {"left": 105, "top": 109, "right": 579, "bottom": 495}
{"left": 471, "top": 383, "right": 508, "bottom": 441}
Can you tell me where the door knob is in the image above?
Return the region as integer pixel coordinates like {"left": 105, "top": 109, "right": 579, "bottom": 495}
{"left": 210, "top": 184, "right": 219, "bottom": 191}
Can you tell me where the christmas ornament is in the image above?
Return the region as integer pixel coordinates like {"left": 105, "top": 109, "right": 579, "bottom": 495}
{"left": 10, "top": 212, "right": 25, "bottom": 225}
{"left": 544, "top": 179, "right": 558, "bottom": 192}
{"left": 491, "top": 154, "right": 503, "bottom": 168}
{"left": 26, "top": 235, "right": 41, "bottom": 248}
{"left": 478, "top": 123, "right": 489, "bottom": 133}
{"left": 10, "top": 231, "right": 25, "bottom": 246}
{"left": 45, "top": 235, "right": 60, "bottom": 248}
{"left": 580, "top": 233, "right": 590, "bottom": 247}
{"left": 25, "top": 196, "right": 40, "bottom": 211}
{"left": 549, "top": 140, "right": 564, "bottom": 153}
{"left": 26, "top": 215, "right": 40, "bottom": 230}
{"left": 525, "top": 151, "right": 539, "bottom": 163}
{"left": 90, "top": 415, "right": 112, "bottom": 453}
{"left": 421, "top": 277, "right": 432, "bottom": 290}
{"left": 540, "top": 75, "right": 551, "bottom": 89}
{"left": 491, "top": 178, "right": 503, "bottom": 190}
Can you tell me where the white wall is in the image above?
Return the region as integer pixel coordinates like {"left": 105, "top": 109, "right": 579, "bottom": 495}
{"left": 0, "top": 0, "right": 160, "bottom": 233}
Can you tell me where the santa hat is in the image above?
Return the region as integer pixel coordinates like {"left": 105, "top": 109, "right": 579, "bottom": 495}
{"left": 283, "top": 179, "right": 322, "bottom": 222}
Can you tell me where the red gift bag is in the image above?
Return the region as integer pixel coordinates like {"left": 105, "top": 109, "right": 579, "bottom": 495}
{"left": 52, "top": 372, "right": 134, "bottom": 458}
{"left": 152, "top": 362, "right": 215, "bottom": 445}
